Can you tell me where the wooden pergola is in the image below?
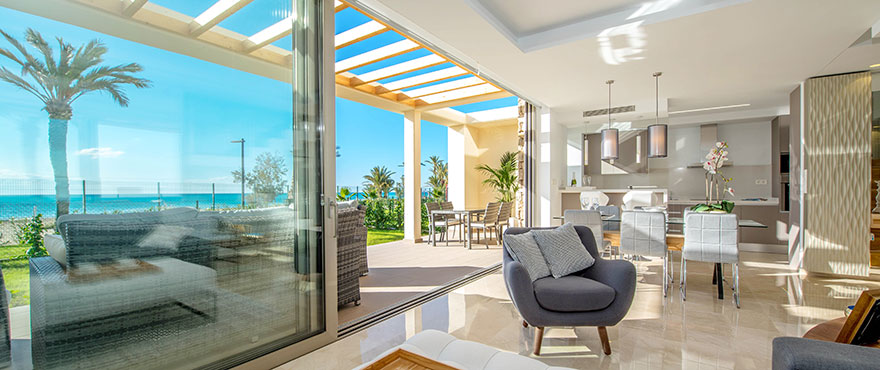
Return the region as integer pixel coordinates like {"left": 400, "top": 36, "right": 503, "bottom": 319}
{"left": 59, "top": 0, "right": 511, "bottom": 112}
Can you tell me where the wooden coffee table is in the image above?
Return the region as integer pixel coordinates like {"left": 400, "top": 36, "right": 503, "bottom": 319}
{"left": 361, "top": 349, "right": 459, "bottom": 370}
{"left": 804, "top": 317, "right": 880, "bottom": 348}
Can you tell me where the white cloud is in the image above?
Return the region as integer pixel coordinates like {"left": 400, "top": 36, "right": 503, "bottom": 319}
{"left": 77, "top": 147, "right": 124, "bottom": 159}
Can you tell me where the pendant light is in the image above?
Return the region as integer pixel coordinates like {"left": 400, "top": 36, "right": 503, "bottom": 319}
{"left": 648, "top": 71, "right": 668, "bottom": 158}
{"left": 601, "top": 79, "right": 619, "bottom": 160}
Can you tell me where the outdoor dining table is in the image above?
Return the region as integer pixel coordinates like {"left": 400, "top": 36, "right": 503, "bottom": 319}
{"left": 429, "top": 209, "right": 485, "bottom": 249}
{"left": 554, "top": 214, "right": 768, "bottom": 300}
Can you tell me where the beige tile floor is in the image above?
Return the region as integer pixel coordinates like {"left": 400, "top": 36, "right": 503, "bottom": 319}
{"left": 338, "top": 237, "right": 502, "bottom": 325}
{"left": 281, "top": 251, "right": 880, "bottom": 370}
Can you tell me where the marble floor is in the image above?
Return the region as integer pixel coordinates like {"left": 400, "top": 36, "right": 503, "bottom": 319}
{"left": 339, "top": 238, "right": 502, "bottom": 325}
{"left": 280, "top": 251, "right": 880, "bottom": 369}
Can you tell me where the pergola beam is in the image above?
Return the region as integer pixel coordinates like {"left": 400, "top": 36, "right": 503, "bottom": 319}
{"left": 335, "top": 20, "right": 387, "bottom": 49}
{"left": 381, "top": 66, "right": 468, "bottom": 91}
{"left": 334, "top": 0, "right": 349, "bottom": 12}
{"left": 335, "top": 39, "right": 420, "bottom": 73}
{"left": 354, "top": 54, "right": 445, "bottom": 84}
{"left": 417, "top": 83, "right": 500, "bottom": 105}
{"left": 417, "top": 91, "right": 512, "bottom": 111}
{"left": 402, "top": 76, "right": 485, "bottom": 99}
{"left": 190, "top": 0, "right": 254, "bottom": 37}
{"left": 243, "top": 16, "right": 293, "bottom": 52}
{"left": 122, "top": 0, "right": 148, "bottom": 17}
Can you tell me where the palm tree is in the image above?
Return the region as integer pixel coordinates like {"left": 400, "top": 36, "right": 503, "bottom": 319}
{"left": 476, "top": 151, "right": 519, "bottom": 202}
{"left": 337, "top": 187, "right": 353, "bottom": 201}
{"left": 363, "top": 166, "right": 395, "bottom": 198}
{"left": 423, "top": 155, "right": 447, "bottom": 201}
{"left": 0, "top": 28, "right": 150, "bottom": 216}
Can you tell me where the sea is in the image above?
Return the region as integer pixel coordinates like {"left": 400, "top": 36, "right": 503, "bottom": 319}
{"left": 0, "top": 193, "right": 278, "bottom": 220}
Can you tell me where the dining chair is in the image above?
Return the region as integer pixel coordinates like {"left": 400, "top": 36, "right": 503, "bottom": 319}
{"left": 597, "top": 205, "right": 620, "bottom": 231}
{"left": 564, "top": 210, "right": 615, "bottom": 259}
{"left": 496, "top": 202, "right": 513, "bottom": 240}
{"left": 620, "top": 210, "right": 672, "bottom": 297}
{"left": 440, "top": 201, "right": 462, "bottom": 242}
{"left": 470, "top": 202, "right": 501, "bottom": 247}
{"left": 428, "top": 202, "right": 460, "bottom": 246}
{"left": 622, "top": 190, "right": 653, "bottom": 210}
{"left": 681, "top": 212, "right": 740, "bottom": 308}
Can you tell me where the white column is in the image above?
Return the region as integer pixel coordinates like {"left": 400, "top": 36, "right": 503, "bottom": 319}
{"left": 404, "top": 111, "right": 422, "bottom": 241}
{"left": 447, "top": 125, "right": 466, "bottom": 209}
{"left": 535, "top": 107, "right": 563, "bottom": 227}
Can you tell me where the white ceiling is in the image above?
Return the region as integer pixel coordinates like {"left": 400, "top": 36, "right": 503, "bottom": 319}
{"left": 372, "top": 0, "right": 880, "bottom": 127}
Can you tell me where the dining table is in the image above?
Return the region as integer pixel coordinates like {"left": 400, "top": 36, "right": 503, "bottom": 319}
{"left": 429, "top": 209, "right": 485, "bottom": 249}
{"left": 554, "top": 214, "right": 768, "bottom": 300}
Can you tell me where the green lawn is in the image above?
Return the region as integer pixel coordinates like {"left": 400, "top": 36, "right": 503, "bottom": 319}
{"left": 0, "top": 259, "right": 28, "bottom": 307}
{"left": 367, "top": 229, "right": 404, "bottom": 246}
{"left": 0, "top": 245, "right": 27, "bottom": 261}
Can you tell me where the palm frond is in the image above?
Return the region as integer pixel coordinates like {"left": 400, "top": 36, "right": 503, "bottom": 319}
{"left": 0, "top": 66, "right": 47, "bottom": 102}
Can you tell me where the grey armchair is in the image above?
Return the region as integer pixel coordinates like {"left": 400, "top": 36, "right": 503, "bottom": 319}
{"left": 620, "top": 210, "right": 671, "bottom": 297}
{"left": 503, "top": 226, "right": 636, "bottom": 356}
{"left": 772, "top": 337, "right": 880, "bottom": 370}
{"left": 681, "top": 212, "right": 740, "bottom": 307}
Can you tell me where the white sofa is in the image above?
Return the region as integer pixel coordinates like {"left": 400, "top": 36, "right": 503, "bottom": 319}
{"left": 355, "top": 330, "right": 574, "bottom": 370}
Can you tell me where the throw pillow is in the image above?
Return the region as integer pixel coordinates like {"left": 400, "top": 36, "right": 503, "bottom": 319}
{"left": 503, "top": 231, "right": 551, "bottom": 282}
{"left": 44, "top": 234, "right": 67, "bottom": 267}
{"left": 531, "top": 223, "right": 595, "bottom": 278}
{"left": 137, "top": 225, "right": 193, "bottom": 251}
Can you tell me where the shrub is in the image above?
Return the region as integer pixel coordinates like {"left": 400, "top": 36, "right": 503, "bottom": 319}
{"left": 15, "top": 214, "right": 48, "bottom": 258}
{"left": 361, "top": 198, "right": 430, "bottom": 231}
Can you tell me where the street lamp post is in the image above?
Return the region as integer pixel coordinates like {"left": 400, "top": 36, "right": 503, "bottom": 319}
{"left": 231, "top": 138, "right": 245, "bottom": 208}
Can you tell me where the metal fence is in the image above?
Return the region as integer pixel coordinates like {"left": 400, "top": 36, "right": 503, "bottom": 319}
{"left": 0, "top": 179, "right": 268, "bottom": 220}
{"left": 336, "top": 185, "right": 435, "bottom": 200}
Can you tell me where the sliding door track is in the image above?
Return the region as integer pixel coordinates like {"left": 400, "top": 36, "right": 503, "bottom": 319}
{"left": 337, "top": 263, "right": 501, "bottom": 339}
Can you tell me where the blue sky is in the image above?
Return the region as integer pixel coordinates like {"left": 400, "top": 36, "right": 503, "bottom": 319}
{"left": 0, "top": 4, "right": 516, "bottom": 194}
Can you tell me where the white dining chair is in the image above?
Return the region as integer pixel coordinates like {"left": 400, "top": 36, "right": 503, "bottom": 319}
{"left": 681, "top": 212, "right": 741, "bottom": 308}
{"left": 564, "top": 209, "right": 615, "bottom": 259}
{"left": 620, "top": 210, "right": 671, "bottom": 296}
{"left": 622, "top": 190, "right": 655, "bottom": 210}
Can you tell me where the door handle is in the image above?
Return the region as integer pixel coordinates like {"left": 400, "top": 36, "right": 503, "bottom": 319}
{"left": 329, "top": 198, "right": 338, "bottom": 238}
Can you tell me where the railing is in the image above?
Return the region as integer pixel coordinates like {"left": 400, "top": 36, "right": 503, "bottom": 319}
{"left": 336, "top": 185, "right": 436, "bottom": 200}
{"left": 0, "top": 179, "right": 283, "bottom": 220}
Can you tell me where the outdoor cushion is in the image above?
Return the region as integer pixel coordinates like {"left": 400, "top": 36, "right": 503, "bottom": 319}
{"left": 503, "top": 231, "right": 550, "bottom": 282}
{"left": 44, "top": 234, "right": 66, "bottom": 267}
{"left": 531, "top": 223, "right": 595, "bottom": 278}
{"left": 533, "top": 275, "right": 615, "bottom": 312}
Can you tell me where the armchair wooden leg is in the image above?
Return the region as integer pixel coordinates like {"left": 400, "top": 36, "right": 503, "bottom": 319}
{"left": 533, "top": 327, "right": 544, "bottom": 356}
{"left": 522, "top": 320, "right": 528, "bottom": 328}
{"left": 597, "top": 326, "right": 611, "bottom": 355}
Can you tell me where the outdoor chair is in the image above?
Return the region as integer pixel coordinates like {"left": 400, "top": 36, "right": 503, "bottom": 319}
{"left": 428, "top": 202, "right": 461, "bottom": 246}
{"left": 496, "top": 202, "right": 513, "bottom": 239}
{"left": 503, "top": 226, "right": 636, "bottom": 356}
{"left": 470, "top": 202, "right": 501, "bottom": 247}
{"left": 441, "top": 201, "right": 463, "bottom": 242}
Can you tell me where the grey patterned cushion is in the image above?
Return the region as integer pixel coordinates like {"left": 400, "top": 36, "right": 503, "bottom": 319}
{"left": 503, "top": 231, "right": 550, "bottom": 282}
{"left": 532, "top": 223, "right": 595, "bottom": 278}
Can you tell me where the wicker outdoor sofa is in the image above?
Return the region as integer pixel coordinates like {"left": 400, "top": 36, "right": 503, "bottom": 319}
{"left": 337, "top": 201, "right": 368, "bottom": 307}
{"left": 30, "top": 206, "right": 302, "bottom": 369}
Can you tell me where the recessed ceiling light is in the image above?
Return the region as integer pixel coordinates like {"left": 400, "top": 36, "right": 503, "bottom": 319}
{"left": 668, "top": 103, "right": 750, "bottom": 115}
{"left": 870, "top": 63, "right": 880, "bottom": 68}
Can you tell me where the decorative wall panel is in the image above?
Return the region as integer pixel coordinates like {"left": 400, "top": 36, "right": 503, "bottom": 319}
{"left": 803, "top": 72, "right": 872, "bottom": 277}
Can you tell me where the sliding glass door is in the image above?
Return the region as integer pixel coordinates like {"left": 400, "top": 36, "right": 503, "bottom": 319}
{"left": 0, "top": 0, "right": 335, "bottom": 368}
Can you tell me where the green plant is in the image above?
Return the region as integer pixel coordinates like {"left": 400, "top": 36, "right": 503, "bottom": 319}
{"left": 424, "top": 156, "right": 447, "bottom": 201}
{"left": 476, "top": 151, "right": 519, "bottom": 202}
{"left": 363, "top": 166, "right": 395, "bottom": 198}
{"left": 0, "top": 28, "right": 151, "bottom": 217}
{"left": 15, "top": 214, "right": 48, "bottom": 258}
{"left": 337, "top": 187, "right": 353, "bottom": 201}
{"left": 690, "top": 200, "right": 735, "bottom": 213}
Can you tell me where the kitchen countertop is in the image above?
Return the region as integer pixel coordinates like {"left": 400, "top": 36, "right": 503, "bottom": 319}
{"left": 559, "top": 187, "right": 668, "bottom": 194}
{"left": 667, "top": 198, "right": 779, "bottom": 206}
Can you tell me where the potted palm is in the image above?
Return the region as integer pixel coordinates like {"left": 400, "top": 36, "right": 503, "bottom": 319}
{"left": 476, "top": 151, "right": 519, "bottom": 202}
